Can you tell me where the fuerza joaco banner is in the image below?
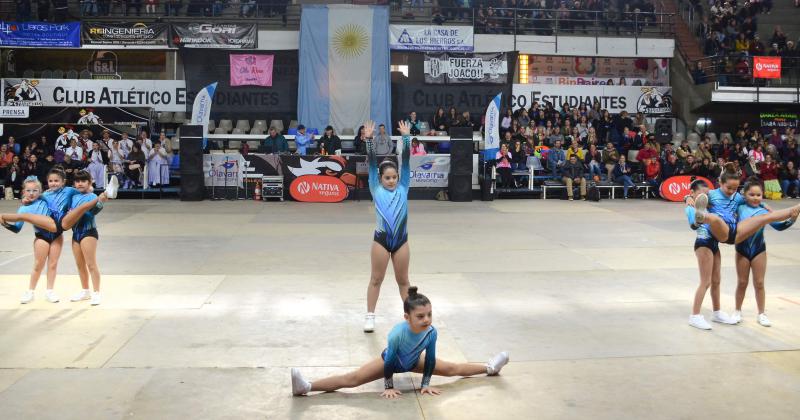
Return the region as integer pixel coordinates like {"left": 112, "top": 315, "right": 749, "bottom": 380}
{"left": 511, "top": 84, "right": 672, "bottom": 116}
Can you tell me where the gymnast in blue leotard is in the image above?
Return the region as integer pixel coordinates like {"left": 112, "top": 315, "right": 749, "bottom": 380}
{"left": 290, "top": 286, "right": 509, "bottom": 399}
{"left": 732, "top": 179, "right": 795, "bottom": 327}
{"left": 363, "top": 120, "right": 413, "bottom": 333}
{"left": 0, "top": 177, "right": 61, "bottom": 304}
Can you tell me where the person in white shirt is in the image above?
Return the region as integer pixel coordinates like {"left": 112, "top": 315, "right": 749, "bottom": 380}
{"left": 65, "top": 139, "right": 84, "bottom": 162}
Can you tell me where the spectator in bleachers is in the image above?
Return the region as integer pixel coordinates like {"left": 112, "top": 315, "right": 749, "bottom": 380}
{"left": 5, "top": 155, "right": 23, "bottom": 198}
{"left": 661, "top": 142, "right": 676, "bottom": 161}
{"left": 7, "top": 136, "right": 21, "bottom": 155}
{"left": 694, "top": 141, "right": 714, "bottom": 162}
{"left": 406, "top": 112, "right": 422, "bottom": 136}
{"left": 602, "top": 141, "right": 619, "bottom": 180}
{"left": 678, "top": 154, "right": 700, "bottom": 175}
{"left": 354, "top": 125, "right": 368, "bottom": 155}
{"left": 165, "top": 0, "right": 182, "bottom": 16}
{"left": 748, "top": 144, "right": 765, "bottom": 163}
{"left": 511, "top": 140, "right": 527, "bottom": 173}
{"left": 124, "top": 143, "right": 145, "bottom": 188}
{"left": 65, "top": 139, "right": 85, "bottom": 162}
{"left": 731, "top": 142, "right": 748, "bottom": 166}
{"left": 126, "top": 0, "right": 142, "bottom": 16}
{"left": 743, "top": 155, "right": 760, "bottom": 180}
{"left": 613, "top": 154, "right": 636, "bottom": 199}
{"left": 643, "top": 156, "right": 661, "bottom": 197}
{"left": 318, "top": 126, "right": 341, "bottom": 155}
{"left": 374, "top": 124, "right": 394, "bottom": 156}
{"left": 585, "top": 143, "right": 603, "bottom": 181}
{"left": 433, "top": 107, "right": 449, "bottom": 133}
{"left": 86, "top": 142, "right": 108, "bottom": 189}
{"left": 294, "top": 125, "right": 315, "bottom": 155}
{"left": 636, "top": 141, "right": 658, "bottom": 162}
{"left": 661, "top": 153, "right": 679, "bottom": 179}
{"left": 565, "top": 139, "right": 584, "bottom": 161}
{"left": 547, "top": 139, "right": 566, "bottom": 178}
{"left": 767, "top": 128, "right": 783, "bottom": 152}
{"left": 677, "top": 139, "right": 693, "bottom": 163}
{"left": 548, "top": 126, "right": 564, "bottom": 146}
{"left": 780, "top": 161, "right": 800, "bottom": 198}
{"left": 761, "top": 154, "right": 782, "bottom": 199}
{"left": 146, "top": 141, "right": 170, "bottom": 187}
{"left": 263, "top": 127, "right": 289, "bottom": 153}
{"left": 562, "top": 154, "right": 586, "bottom": 201}
{"left": 495, "top": 143, "right": 515, "bottom": 188}
{"left": 446, "top": 107, "right": 460, "bottom": 131}
{"left": 500, "top": 109, "right": 513, "bottom": 135}
{"left": 145, "top": 0, "right": 158, "bottom": 15}
{"left": 0, "top": 144, "right": 13, "bottom": 181}
{"left": 411, "top": 138, "right": 427, "bottom": 156}
{"left": 780, "top": 137, "right": 799, "bottom": 165}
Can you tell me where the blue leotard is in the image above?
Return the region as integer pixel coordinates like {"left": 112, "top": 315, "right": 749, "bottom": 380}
{"left": 381, "top": 321, "right": 437, "bottom": 389}
{"left": 735, "top": 204, "right": 794, "bottom": 260}
{"left": 42, "top": 186, "right": 80, "bottom": 231}
{"left": 2, "top": 199, "right": 56, "bottom": 242}
{"left": 707, "top": 189, "right": 747, "bottom": 244}
{"left": 369, "top": 135, "right": 411, "bottom": 253}
{"left": 69, "top": 192, "right": 103, "bottom": 242}
{"left": 686, "top": 206, "right": 719, "bottom": 254}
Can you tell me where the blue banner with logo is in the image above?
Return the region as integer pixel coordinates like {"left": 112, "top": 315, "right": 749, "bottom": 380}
{"left": 0, "top": 21, "right": 81, "bottom": 48}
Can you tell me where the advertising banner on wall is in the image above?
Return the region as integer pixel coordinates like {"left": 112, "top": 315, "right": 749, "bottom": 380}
{"left": 171, "top": 23, "right": 257, "bottom": 49}
{"left": 392, "top": 82, "right": 512, "bottom": 123}
{"left": 2, "top": 78, "right": 188, "bottom": 111}
{"left": 760, "top": 112, "right": 797, "bottom": 129}
{"left": 409, "top": 155, "right": 450, "bottom": 187}
{"left": 753, "top": 56, "right": 781, "bottom": 79}
{"left": 528, "top": 56, "right": 669, "bottom": 86}
{"left": 424, "top": 53, "right": 507, "bottom": 84}
{"left": 389, "top": 25, "right": 473, "bottom": 51}
{"left": 0, "top": 21, "right": 81, "bottom": 48}
{"left": 81, "top": 22, "right": 169, "bottom": 48}
{"left": 204, "top": 153, "right": 246, "bottom": 188}
{"left": 511, "top": 84, "right": 672, "bottom": 115}
{"left": 230, "top": 54, "right": 274, "bottom": 87}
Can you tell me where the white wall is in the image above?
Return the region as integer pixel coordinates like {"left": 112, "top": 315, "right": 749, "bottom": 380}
{"left": 258, "top": 30, "right": 675, "bottom": 57}
{"left": 712, "top": 86, "right": 800, "bottom": 104}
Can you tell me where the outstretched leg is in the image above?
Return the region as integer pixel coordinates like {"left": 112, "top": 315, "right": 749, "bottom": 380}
{"left": 699, "top": 205, "right": 799, "bottom": 244}
{"left": 413, "top": 357, "right": 488, "bottom": 378}
{"left": 390, "top": 243, "right": 411, "bottom": 304}
{"left": 309, "top": 357, "right": 385, "bottom": 392}
{"left": 1, "top": 214, "right": 57, "bottom": 233}
{"left": 61, "top": 197, "right": 101, "bottom": 231}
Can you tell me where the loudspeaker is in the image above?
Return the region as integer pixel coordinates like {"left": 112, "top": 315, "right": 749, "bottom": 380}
{"left": 448, "top": 126, "right": 473, "bottom": 140}
{"left": 449, "top": 140, "right": 474, "bottom": 175}
{"left": 448, "top": 174, "right": 472, "bottom": 202}
{"left": 655, "top": 119, "right": 672, "bottom": 144}
{"left": 179, "top": 125, "right": 205, "bottom": 201}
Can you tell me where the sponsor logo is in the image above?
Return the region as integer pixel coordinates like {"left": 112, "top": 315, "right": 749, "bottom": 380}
{"left": 89, "top": 23, "right": 156, "bottom": 38}
{"left": 188, "top": 24, "right": 237, "bottom": 34}
{"left": 289, "top": 175, "right": 348, "bottom": 202}
{"left": 636, "top": 87, "right": 672, "bottom": 115}
{"left": 0, "top": 22, "right": 19, "bottom": 35}
{"left": 0, "top": 106, "right": 29, "bottom": 118}
{"left": 3, "top": 79, "right": 42, "bottom": 106}
{"left": 660, "top": 175, "right": 713, "bottom": 202}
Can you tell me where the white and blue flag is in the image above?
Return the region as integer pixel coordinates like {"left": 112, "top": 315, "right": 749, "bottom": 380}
{"left": 483, "top": 92, "right": 502, "bottom": 160}
{"left": 298, "top": 5, "right": 391, "bottom": 134}
{"left": 191, "top": 82, "right": 217, "bottom": 149}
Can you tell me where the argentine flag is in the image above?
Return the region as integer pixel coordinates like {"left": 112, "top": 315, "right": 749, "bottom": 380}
{"left": 298, "top": 5, "right": 391, "bottom": 134}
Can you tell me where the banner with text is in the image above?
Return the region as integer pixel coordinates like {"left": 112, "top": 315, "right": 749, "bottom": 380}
{"left": 0, "top": 21, "right": 81, "bottom": 48}
{"left": 511, "top": 84, "right": 672, "bottom": 116}
{"left": 753, "top": 56, "right": 781, "bottom": 79}
{"left": 410, "top": 155, "right": 450, "bottom": 187}
{"left": 424, "top": 53, "right": 507, "bottom": 84}
{"left": 204, "top": 153, "right": 246, "bottom": 187}
{"left": 81, "top": 22, "right": 169, "bottom": 48}
{"left": 760, "top": 112, "right": 797, "bottom": 130}
{"left": 230, "top": 54, "right": 274, "bottom": 87}
{"left": 389, "top": 25, "right": 473, "bottom": 51}
{"left": 2, "top": 78, "right": 188, "bottom": 111}
{"left": 528, "top": 56, "right": 669, "bottom": 86}
{"left": 171, "top": 23, "right": 257, "bottom": 49}
{"left": 392, "top": 82, "right": 511, "bottom": 123}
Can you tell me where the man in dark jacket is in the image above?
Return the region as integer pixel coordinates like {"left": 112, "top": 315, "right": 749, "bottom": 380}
{"left": 318, "top": 126, "right": 341, "bottom": 155}
{"left": 562, "top": 154, "right": 586, "bottom": 200}
{"left": 263, "top": 126, "right": 289, "bottom": 154}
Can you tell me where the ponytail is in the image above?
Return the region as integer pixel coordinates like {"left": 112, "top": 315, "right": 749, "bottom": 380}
{"left": 719, "top": 162, "right": 740, "bottom": 184}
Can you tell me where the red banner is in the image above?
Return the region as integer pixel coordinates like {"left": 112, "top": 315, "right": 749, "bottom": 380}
{"left": 753, "top": 57, "right": 781, "bottom": 79}
{"left": 289, "top": 175, "right": 349, "bottom": 202}
{"left": 660, "top": 176, "right": 714, "bottom": 202}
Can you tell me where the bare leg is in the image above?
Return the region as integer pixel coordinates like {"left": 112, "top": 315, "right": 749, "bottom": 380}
{"left": 367, "top": 242, "right": 391, "bottom": 313}
{"left": 28, "top": 239, "right": 50, "bottom": 290}
{"left": 61, "top": 198, "right": 100, "bottom": 231}
{"left": 45, "top": 236, "right": 64, "bottom": 290}
{"left": 734, "top": 253, "right": 751, "bottom": 311}
{"left": 309, "top": 357, "right": 385, "bottom": 392}
{"left": 750, "top": 252, "right": 768, "bottom": 314}
{"left": 2, "top": 214, "right": 57, "bottom": 232}
{"left": 691, "top": 248, "right": 714, "bottom": 315}
{"left": 413, "top": 356, "right": 488, "bottom": 377}
{"left": 71, "top": 240, "right": 90, "bottom": 290}
{"left": 79, "top": 237, "right": 101, "bottom": 292}
{"left": 734, "top": 205, "right": 800, "bottom": 244}
{"left": 390, "top": 243, "right": 411, "bottom": 304}
{"left": 709, "top": 250, "right": 722, "bottom": 311}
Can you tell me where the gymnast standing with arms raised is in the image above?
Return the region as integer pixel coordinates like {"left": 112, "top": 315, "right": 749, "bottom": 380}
{"left": 363, "top": 120, "right": 412, "bottom": 333}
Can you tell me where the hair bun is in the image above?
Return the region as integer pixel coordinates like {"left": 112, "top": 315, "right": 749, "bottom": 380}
{"left": 724, "top": 162, "right": 737, "bottom": 173}
{"left": 407, "top": 286, "right": 418, "bottom": 296}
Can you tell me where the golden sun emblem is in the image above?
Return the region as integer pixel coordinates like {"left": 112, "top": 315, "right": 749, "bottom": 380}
{"left": 331, "top": 24, "right": 368, "bottom": 59}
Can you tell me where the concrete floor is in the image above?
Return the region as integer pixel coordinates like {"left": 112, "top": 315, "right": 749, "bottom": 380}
{"left": 0, "top": 198, "right": 799, "bottom": 419}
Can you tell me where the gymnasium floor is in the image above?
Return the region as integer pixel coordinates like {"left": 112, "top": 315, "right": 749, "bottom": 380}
{"left": 0, "top": 198, "right": 799, "bottom": 419}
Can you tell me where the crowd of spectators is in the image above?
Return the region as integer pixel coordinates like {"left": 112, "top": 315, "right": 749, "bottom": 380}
{"left": 0, "top": 128, "right": 173, "bottom": 198}
{"left": 10, "top": 0, "right": 289, "bottom": 21}
{"left": 482, "top": 100, "right": 800, "bottom": 200}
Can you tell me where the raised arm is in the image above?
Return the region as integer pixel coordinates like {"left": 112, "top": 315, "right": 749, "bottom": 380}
{"left": 364, "top": 121, "right": 379, "bottom": 189}
{"left": 397, "top": 120, "right": 412, "bottom": 188}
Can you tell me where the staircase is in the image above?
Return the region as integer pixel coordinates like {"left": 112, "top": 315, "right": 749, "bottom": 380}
{"left": 662, "top": 0, "right": 704, "bottom": 63}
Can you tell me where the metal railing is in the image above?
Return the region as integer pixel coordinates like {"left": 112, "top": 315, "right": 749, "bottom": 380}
{"left": 2, "top": 2, "right": 674, "bottom": 38}
{"left": 691, "top": 55, "right": 800, "bottom": 89}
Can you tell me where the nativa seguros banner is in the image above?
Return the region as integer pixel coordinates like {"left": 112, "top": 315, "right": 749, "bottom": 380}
{"left": 511, "top": 84, "right": 672, "bottom": 116}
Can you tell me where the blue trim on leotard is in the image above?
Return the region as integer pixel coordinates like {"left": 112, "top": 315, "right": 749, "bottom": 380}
{"left": 69, "top": 192, "right": 103, "bottom": 242}
{"left": 735, "top": 204, "right": 795, "bottom": 261}
{"left": 381, "top": 322, "right": 437, "bottom": 389}
{"left": 42, "top": 186, "right": 80, "bottom": 234}
{"left": 369, "top": 135, "right": 410, "bottom": 253}
{"left": 707, "top": 189, "right": 747, "bottom": 244}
